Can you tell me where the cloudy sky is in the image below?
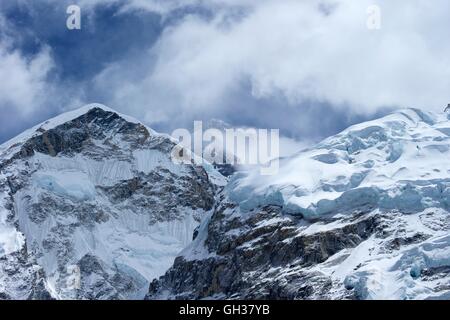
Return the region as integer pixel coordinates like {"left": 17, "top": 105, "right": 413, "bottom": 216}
{"left": 0, "top": 0, "right": 449, "bottom": 145}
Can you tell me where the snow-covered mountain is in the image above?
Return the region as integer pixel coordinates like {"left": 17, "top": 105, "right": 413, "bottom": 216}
{"left": 0, "top": 103, "right": 224, "bottom": 299}
{"left": 147, "top": 108, "right": 450, "bottom": 300}
{"left": 2, "top": 105, "right": 450, "bottom": 300}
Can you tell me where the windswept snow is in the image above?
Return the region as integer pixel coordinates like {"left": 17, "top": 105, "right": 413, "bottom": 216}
{"left": 229, "top": 109, "right": 450, "bottom": 219}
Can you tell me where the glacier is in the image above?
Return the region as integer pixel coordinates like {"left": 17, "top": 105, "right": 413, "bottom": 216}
{"left": 228, "top": 108, "right": 450, "bottom": 218}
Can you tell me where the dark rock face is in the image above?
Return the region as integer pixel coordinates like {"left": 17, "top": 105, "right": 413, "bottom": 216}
{"left": 99, "top": 167, "right": 214, "bottom": 223}
{"left": 147, "top": 193, "right": 450, "bottom": 300}
{"left": 19, "top": 108, "right": 149, "bottom": 158}
{"left": 146, "top": 197, "right": 379, "bottom": 300}
{"left": 68, "top": 254, "right": 142, "bottom": 300}
{"left": 0, "top": 247, "right": 53, "bottom": 300}
{"left": 212, "top": 163, "right": 235, "bottom": 177}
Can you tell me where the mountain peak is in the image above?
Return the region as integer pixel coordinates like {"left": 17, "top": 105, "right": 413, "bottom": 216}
{"left": 52, "top": 103, "right": 143, "bottom": 128}
{"left": 0, "top": 103, "right": 221, "bottom": 299}
{"left": 0, "top": 104, "right": 163, "bottom": 161}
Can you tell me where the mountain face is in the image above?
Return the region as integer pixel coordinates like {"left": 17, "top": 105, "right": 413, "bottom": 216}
{"left": 2, "top": 106, "right": 450, "bottom": 300}
{"left": 147, "top": 109, "right": 450, "bottom": 300}
{"left": 0, "top": 104, "right": 224, "bottom": 299}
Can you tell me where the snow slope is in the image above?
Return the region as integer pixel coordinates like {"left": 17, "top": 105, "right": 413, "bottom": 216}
{"left": 228, "top": 109, "right": 450, "bottom": 218}
{"left": 0, "top": 173, "right": 25, "bottom": 257}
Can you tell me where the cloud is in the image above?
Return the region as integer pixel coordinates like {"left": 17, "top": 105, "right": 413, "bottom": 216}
{"left": 0, "top": 39, "right": 63, "bottom": 143}
{"left": 2, "top": 0, "right": 450, "bottom": 144}
{"left": 92, "top": 0, "right": 450, "bottom": 130}
{"left": 0, "top": 43, "right": 54, "bottom": 115}
{"left": 0, "top": 0, "right": 164, "bottom": 142}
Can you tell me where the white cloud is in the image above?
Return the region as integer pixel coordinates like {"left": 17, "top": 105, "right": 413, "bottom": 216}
{"left": 3, "top": 0, "right": 450, "bottom": 142}
{"left": 94, "top": 0, "right": 450, "bottom": 126}
{"left": 0, "top": 43, "right": 54, "bottom": 115}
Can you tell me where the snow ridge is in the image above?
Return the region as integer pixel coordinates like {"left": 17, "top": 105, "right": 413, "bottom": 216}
{"left": 228, "top": 108, "right": 450, "bottom": 218}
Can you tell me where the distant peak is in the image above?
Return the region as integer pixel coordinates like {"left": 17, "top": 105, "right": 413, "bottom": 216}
{"left": 0, "top": 104, "right": 159, "bottom": 153}
{"left": 54, "top": 103, "right": 140, "bottom": 126}
{"left": 67, "top": 103, "right": 133, "bottom": 118}
{"left": 72, "top": 103, "right": 115, "bottom": 113}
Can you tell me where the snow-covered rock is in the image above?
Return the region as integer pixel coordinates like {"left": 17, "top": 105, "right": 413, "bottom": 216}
{"left": 228, "top": 108, "right": 450, "bottom": 218}
{"left": 147, "top": 108, "right": 450, "bottom": 300}
{"left": 0, "top": 104, "right": 223, "bottom": 299}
